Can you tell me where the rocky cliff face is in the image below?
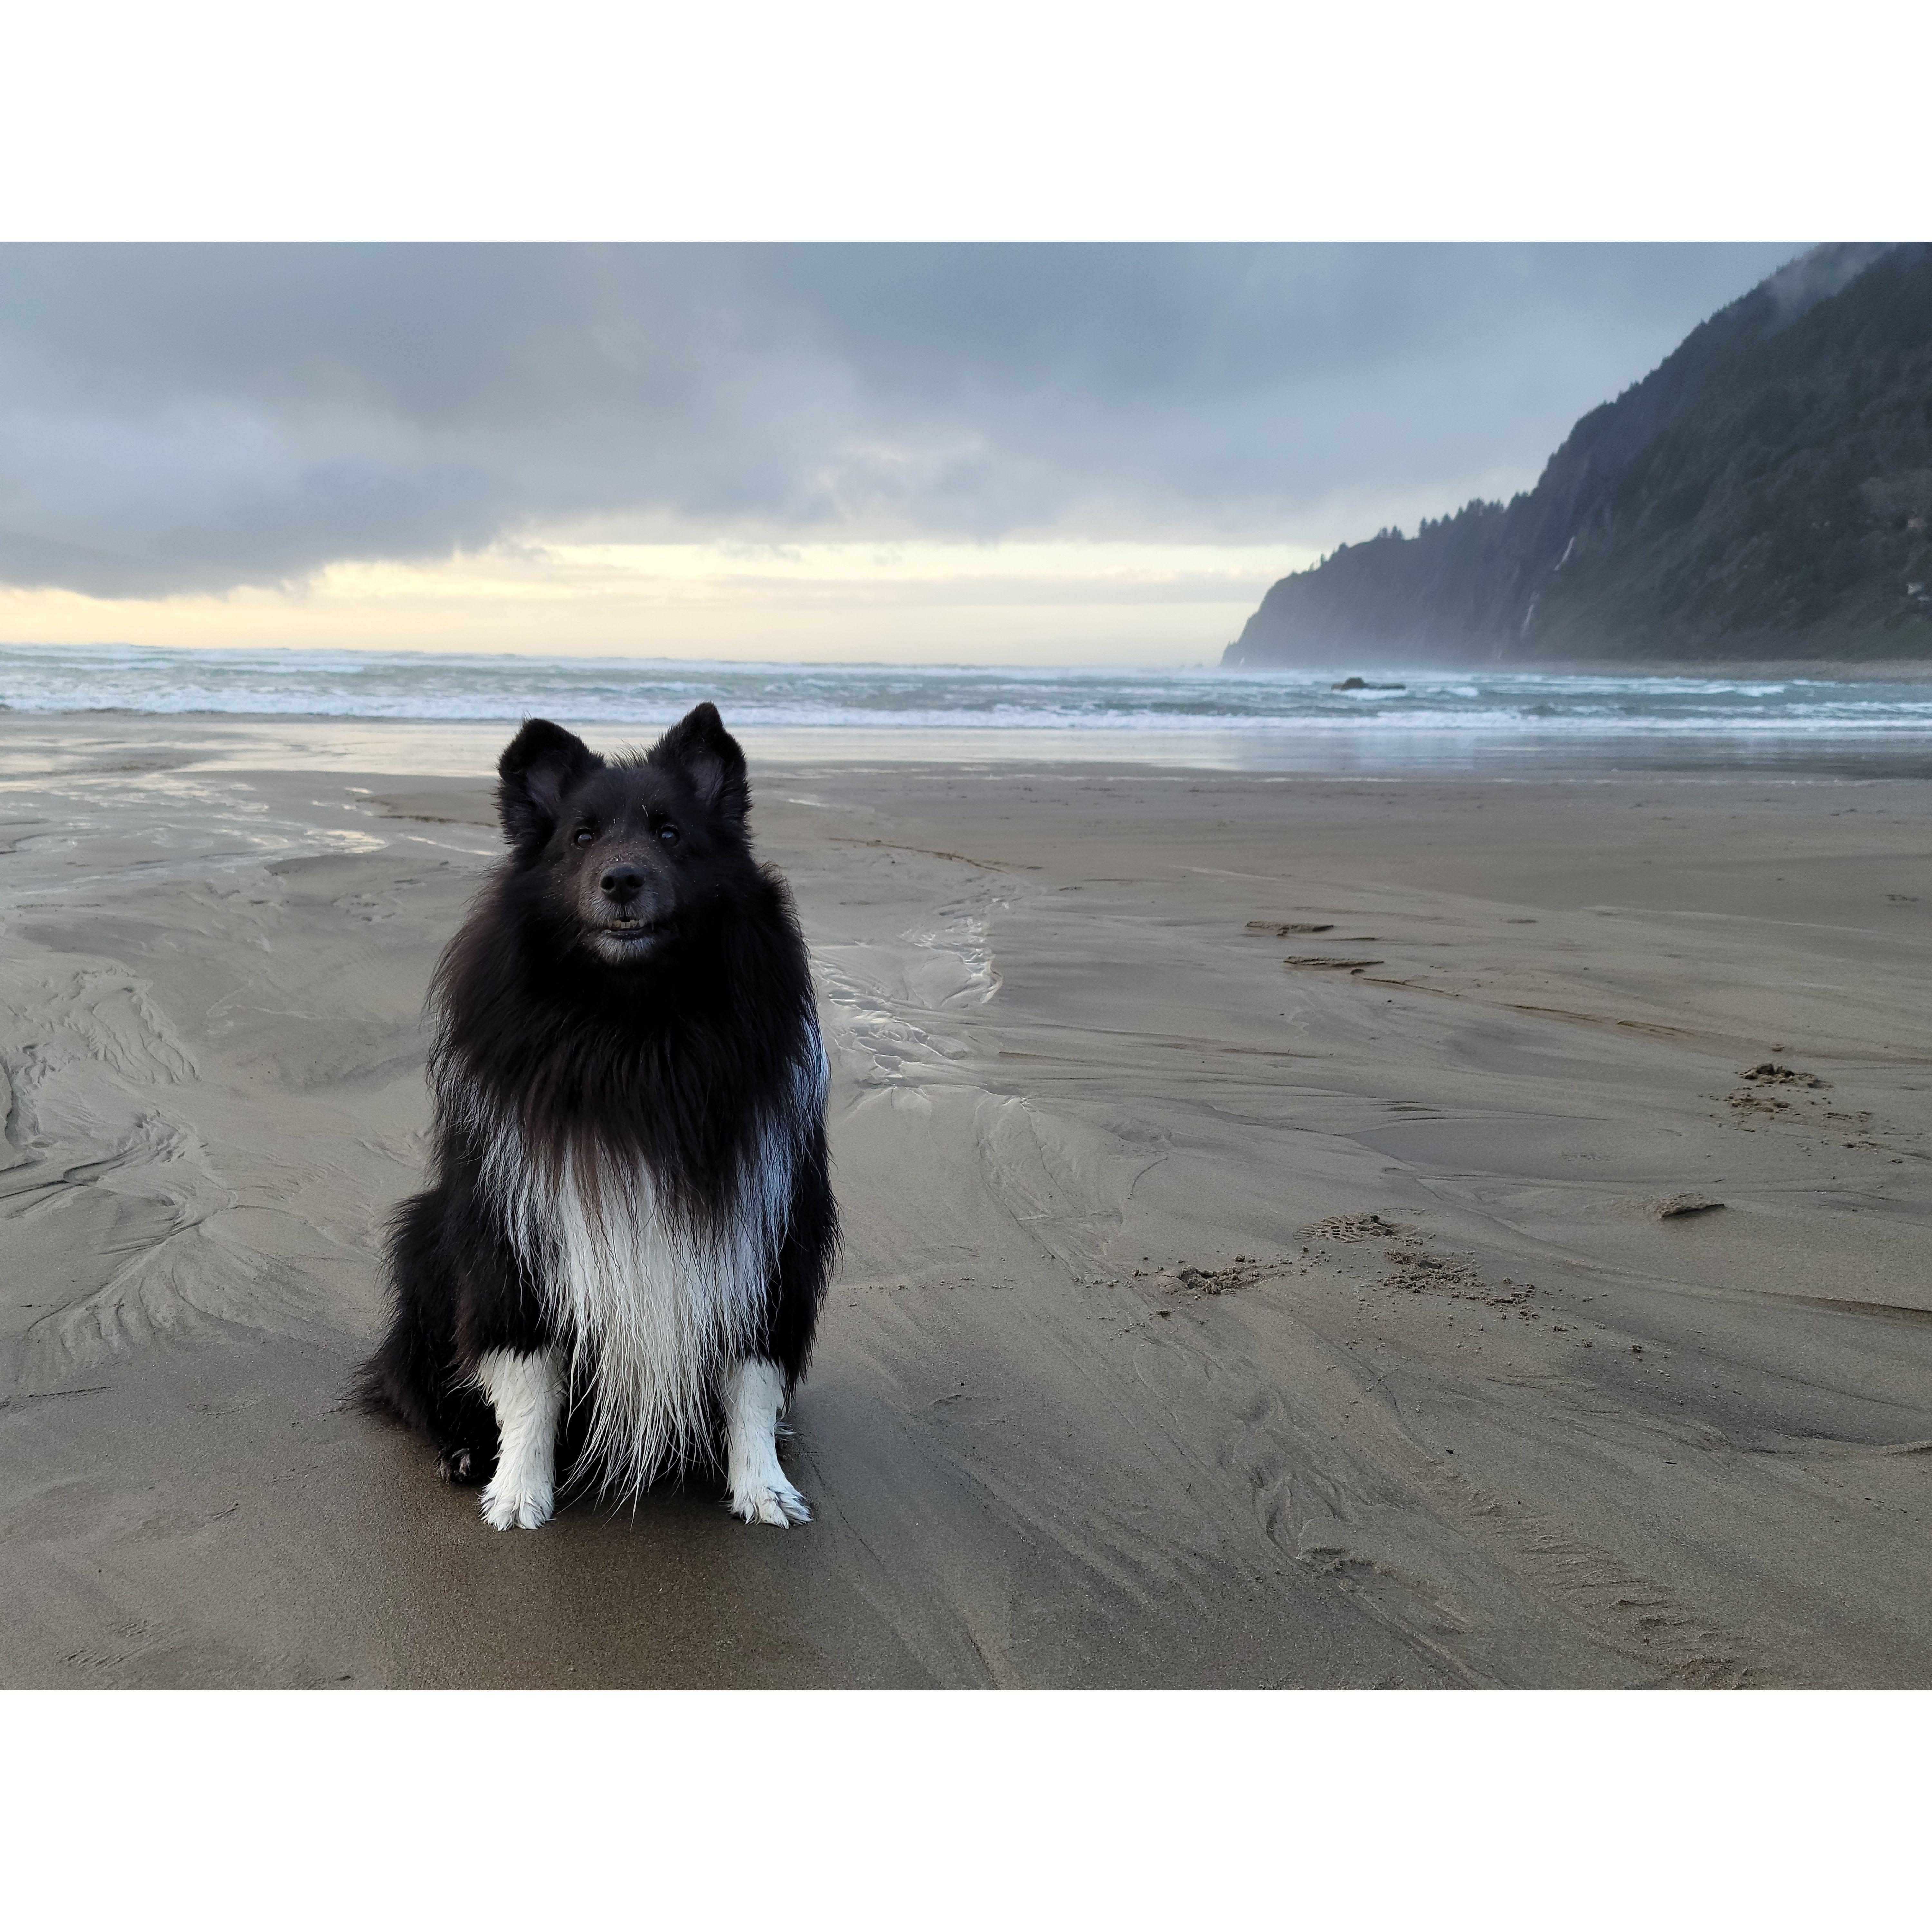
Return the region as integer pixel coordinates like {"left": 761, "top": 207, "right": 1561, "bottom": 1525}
{"left": 1226, "top": 243, "right": 1932, "bottom": 666}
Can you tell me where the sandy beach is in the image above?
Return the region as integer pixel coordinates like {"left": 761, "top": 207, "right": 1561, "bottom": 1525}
{"left": 2, "top": 711, "right": 1928, "bottom": 1688}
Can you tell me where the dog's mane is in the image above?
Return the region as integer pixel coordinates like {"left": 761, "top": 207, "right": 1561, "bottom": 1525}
{"left": 428, "top": 850, "right": 816, "bottom": 1229}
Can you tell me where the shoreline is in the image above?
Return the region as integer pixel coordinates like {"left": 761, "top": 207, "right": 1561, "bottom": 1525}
{"left": 2, "top": 708, "right": 1930, "bottom": 786}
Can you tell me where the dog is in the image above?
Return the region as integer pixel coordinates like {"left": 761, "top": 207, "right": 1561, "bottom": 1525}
{"left": 355, "top": 703, "right": 837, "bottom": 1530}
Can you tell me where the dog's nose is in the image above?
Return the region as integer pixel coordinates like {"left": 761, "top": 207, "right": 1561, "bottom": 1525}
{"left": 600, "top": 863, "right": 646, "bottom": 902}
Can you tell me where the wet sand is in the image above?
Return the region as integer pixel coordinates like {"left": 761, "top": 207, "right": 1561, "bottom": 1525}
{"left": 3, "top": 714, "right": 1929, "bottom": 1687}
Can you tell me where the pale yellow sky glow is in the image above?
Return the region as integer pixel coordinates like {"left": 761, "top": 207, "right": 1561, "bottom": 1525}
{"left": 0, "top": 538, "right": 1316, "bottom": 665}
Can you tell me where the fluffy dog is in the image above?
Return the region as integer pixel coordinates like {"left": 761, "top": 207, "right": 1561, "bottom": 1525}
{"left": 356, "top": 704, "right": 836, "bottom": 1530}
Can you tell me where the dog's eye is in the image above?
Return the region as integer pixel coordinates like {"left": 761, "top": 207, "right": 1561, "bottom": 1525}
{"left": 657, "top": 822, "right": 681, "bottom": 847}
{"left": 573, "top": 827, "right": 595, "bottom": 847}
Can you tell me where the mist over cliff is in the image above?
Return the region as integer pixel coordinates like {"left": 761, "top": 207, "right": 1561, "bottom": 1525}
{"left": 1226, "top": 243, "right": 1932, "bottom": 666}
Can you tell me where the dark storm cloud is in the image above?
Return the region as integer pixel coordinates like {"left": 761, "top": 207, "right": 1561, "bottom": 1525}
{"left": 0, "top": 242, "right": 1801, "bottom": 597}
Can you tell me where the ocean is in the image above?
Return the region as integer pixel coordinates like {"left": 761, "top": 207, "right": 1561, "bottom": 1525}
{"left": 4, "top": 644, "right": 1932, "bottom": 775}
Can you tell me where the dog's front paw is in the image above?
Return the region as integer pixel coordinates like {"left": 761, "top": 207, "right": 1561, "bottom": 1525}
{"left": 731, "top": 1475, "right": 811, "bottom": 1527}
{"left": 480, "top": 1477, "right": 554, "bottom": 1531}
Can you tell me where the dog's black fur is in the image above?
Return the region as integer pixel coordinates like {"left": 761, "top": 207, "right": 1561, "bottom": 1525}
{"left": 355, "top": 703, "right": 837, "bottom": 1495}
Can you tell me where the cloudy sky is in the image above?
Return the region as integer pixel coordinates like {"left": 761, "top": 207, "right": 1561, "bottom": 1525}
{"left": 0, "top": 243, "right": 1800, "bottom": 663}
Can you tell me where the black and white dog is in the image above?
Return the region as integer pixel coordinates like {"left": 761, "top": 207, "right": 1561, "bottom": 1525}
{"left": 357, "top": 704, "right": 837, "bottom": 1530}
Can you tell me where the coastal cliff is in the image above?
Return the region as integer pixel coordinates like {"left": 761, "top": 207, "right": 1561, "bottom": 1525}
{"left": 1226, "top": 243, "right": 1932, "bottom": 666}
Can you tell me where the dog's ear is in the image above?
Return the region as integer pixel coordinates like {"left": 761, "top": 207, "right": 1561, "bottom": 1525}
{"left": 651, "top": 702, "right": 749, "bottom": 827}
{"left": 497, "top": 719, "right": 601, "bottom": 846}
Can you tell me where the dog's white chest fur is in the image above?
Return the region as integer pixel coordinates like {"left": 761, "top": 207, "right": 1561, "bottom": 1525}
{"left": 464, "top": 1100, "right": 787, "bottom": 1496}
{"left": 533, "top": 1153, "right": 769, "bottom": 1488}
